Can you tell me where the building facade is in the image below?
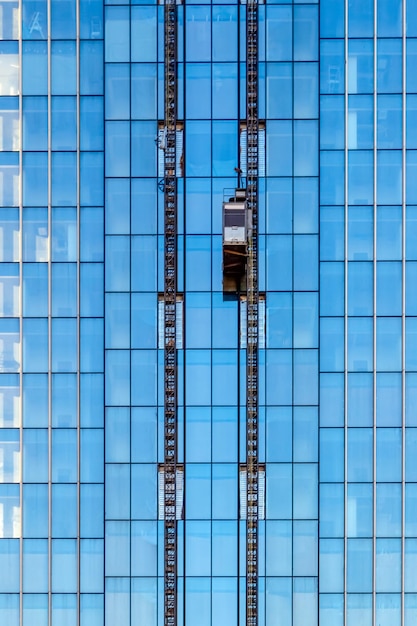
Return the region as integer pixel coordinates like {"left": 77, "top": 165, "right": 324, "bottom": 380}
{"left": 0, "top": 0, "right": 416, "bottom": 624}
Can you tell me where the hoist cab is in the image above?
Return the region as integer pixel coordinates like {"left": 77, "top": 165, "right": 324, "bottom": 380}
{"left": 222, "top": 189, "right": 251, "bottom": 293}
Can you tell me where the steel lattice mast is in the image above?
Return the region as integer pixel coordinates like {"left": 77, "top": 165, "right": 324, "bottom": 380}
{"left": 163, "top": 0, "right": 178, "bottom": 624}
{"left": 246, "top": 0, "right": 259, "bottom": 623}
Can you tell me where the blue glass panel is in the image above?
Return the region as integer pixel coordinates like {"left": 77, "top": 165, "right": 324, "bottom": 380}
{"left": 266, "top": 578, "right": 291, "bottom": 625}
{"left": 105, "top": 350, "right": 130, "bottom": 406}
{"left": 212, "top": 350, "right": 237, "bottom": 405}
{"left": 105, "top": 578, "right": 130, "bottom": 625}
{"left": 376, "top": 373, "right": 402, "bottom": 426}
{"left": 347, "top": 483, "right": 373, "bottom": 538}
{"left": 320, "top": 0, "right": 344, "bottom": 37}
{"left": 80, "top": 540, "right": 104, "bottom": 594}
{"left": 23, "top": 429, "right": 48, "bottom": 482}
{"left": 52, "top": 539, "right": 77, "bottom": 593}
{"left": 186, "top": 6, "right": 211, "bottom": 61}
{"left": 80, "top": 429, "right": 104, "bottom": 482}
{"left": 321, "top": 40, "right": 344, "bottom": 95}
{"left": 320, "top": 373, "right": 344, "bottom": 426}
{"left": 320, "top": 594, "right": 344, "bottom": 626}
{"left": 186, "top": 522, "right": 211, "bottom": 576}
{"left": 348, "top": 317, "right": 373, "bottom": 372}
{"left": 320, "top": 317, "right": 344, "bottom": 372}
{"left": 377, "top": 262, "right": 402, "bottom": 315}
{"left": 294, "top": 6, "right": 318, "bottom": 61}
{"left": 131, "top": 464, "right": 157, "bottom": 520}
{"left": 212, "top": 465, "right": 237, "bottom": 520}
{"left": 293, "top": 463, "right": 318, "bottom": 519}
{"left": 294, "top": 120, "right": 318, "bottom": 176}
{"left": 377, "top": 0, "right": 402, "bottom": 36}
{"left": 212, "top": 407, "right": 237, "bottom": 462}
{"left": 320, "top": 428, "right": 344, "bottom": 482}
{"left": 131, "top": 579, "right": 156, "bottom": 626}
{"left": 80, "top": 152, "right": 104, "bottom": 206}
{"left": 80, "top": 484, "right": 104, "bottom": 538}
{"left": 347, "top": 428, "right": 373, "bottom": 482}
{"left": 348, "top": 0, "right": 373, "bottom": 36}
{"left": 267, "top": 120, "right": 292, "bottom": 176}
{"left": 266, "top": 350, "right": 292, "bottom": 405}
{"left": 105, "top": 6, "right": 129, "bottom": 62}
{"left": 348, "top": 39, "right": 374, "bottom": 94}
{"left": 52, "top": 487, "right": 77, "bottom": 538}
{"left": 80, "top": 41, "right": 103, "bottom": 95}
{"left": 347, "top": 538, "right": 373, "bottom": 592}
{"left": 132, "top": 179, "right": 157, "bottom": 235}
{"left": 187, "top": 63, "right": 211, "bottom": 119}
{"left": 105, "top": 466, "right": 130, "bottom": 520}
{"left": 377, "top": 39, "right": 402, "bottom": 93}
{"left": 347, "top": 373, "right": 373, "bottom": 426}
{"left": 23, "top": 152, "right": 47, "bottom": 206}
{"left": 131, "top": 350, "right": 157, "bottom": 405}
{"left": 348, "top": 95, "right": 373, "bottom": 149}
{"left": 131, "top": 64, "right": 157, "bottom": 120}
{"left": 22, "top": 42, "right": 48, "bottom": 95}
{"left": 266, "top": 6, "right": 292, "bottom": 61}
{"left": 347, "top": 594, "right": 372, "bottom": 626}
{"left": 377, "top": 428, "right": 402, "bottom": 482}
{"left": 320, "top": 208, "right": 344, "bottom": 260}
{"left": 131, "top": 521, "right": 157, "bottom": 576}
{"left": 51, "top": 41, "right": 76, "bottom": 95}
{"left": 294, "top": 349, "right": 318, "bottom": 405}
{"left": 266, "top": 406, "right": 292, "bottom": 462}
{"left": 267, "top": 464, "right": 292, "bottom": 519}
{"left": 266, "top": 520, "right": 292, "bottom": 575}
{"left": 376, "top": 539, "right": 402, "bottom": 592}
{"left": 131, "top": 121, "right": 157, "bottom": 177}
{"left": 376, "top": 317, "right": 402, "bottom": 371}
{"left": 294, "top": 62, "right": 318, "bottom": 118}
{"left": 212, "top": 6, "right": 237, "bottom": 62}
{"left": 267, "top": 63, "right": 292, "bottom": 119}
{"left": 131, "top": 293, "right": 157, "bottom": 350}
{"left": 267, "top": 295, "right": 292, "bottom": 351}
{"left": 294, "top": 177, "right": 318, "bottom": 233}
{"left": 320, "top": 151, "right": 344, "bottom": 204}
{"left": 320, "top": 96, "right": 344, "bottom": 149}
{"left": 80, "top": 0, "right": 103, "bottom": 39}
{"left": 320, "top": 263, "right": 344, "bottom": 316}
{"left": 0, "top": 540, "right": 19, "bottom": 591}
{"left": 320, "top": 483, "right": 344, "bottom": 537}
{"left": 131, "top": 7, "right": 156, "bottom": 62}
{"left": 185, "top": 577, "right": 210, "bottom": 626}
{"left": 320, "top": 539, "right": 344, "bottom": 593}
{"left": 266, "top": 178, "right": 292, "bottom": 233}
{"left": 348, "top": 262, "right": 373, "bottom": 315}
{"left": 23, "top": 484, "right": 48, "bottom": 538}
{"left": 348, "top": 150, "right": 373, "bottom": 204}
{"left": 23, "top": 540, "right": 48, "bottom": 593}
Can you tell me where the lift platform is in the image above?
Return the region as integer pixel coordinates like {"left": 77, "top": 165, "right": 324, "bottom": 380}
{"left": 222, "top": 188, "right": 251, "bottom": 293}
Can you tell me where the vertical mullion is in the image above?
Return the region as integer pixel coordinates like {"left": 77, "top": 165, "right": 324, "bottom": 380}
{"left": 76, "top": 0, "right": 81, "bottom": 619}
{"left": 344, "top": 0, "right": 349, "bottom": 621}
{"left": 47, "top": 0, "right": 52, "bottom": 622}
{"left": 372, "top": 0, "right": 377, "bottom": 623}
{"left": 401, "top": 0, "right": 407, "bottom": 623}
{"left": 18, "top": 0, "right": 23, "bottom": 621}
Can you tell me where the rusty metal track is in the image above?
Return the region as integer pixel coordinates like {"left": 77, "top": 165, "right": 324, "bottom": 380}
{"left": 164, "top": 0, "right": 178, "bottom": 624}
{"left": 246, "top": 0, "right": 259, "bottom": 624}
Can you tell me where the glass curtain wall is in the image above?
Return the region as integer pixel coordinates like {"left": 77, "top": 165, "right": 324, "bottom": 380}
{"left": 0, "top": 0, "right": 105, "bottom": 622}
{"left": 319, "top": 0, "right": 417, "bottom": 624}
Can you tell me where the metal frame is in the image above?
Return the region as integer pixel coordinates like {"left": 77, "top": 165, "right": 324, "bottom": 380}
{"left": 246, "top": 0, "right": 259, "bottom": 623}
{"left": 163, "top": 0, "right": 178, "bottom": 624}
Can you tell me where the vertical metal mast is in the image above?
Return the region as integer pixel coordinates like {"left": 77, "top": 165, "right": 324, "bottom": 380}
{"left": 164, "top": 0, "right": 178, "bottom": 623}
{"left": 246, "top": 0, "right": 259, "bottom": 623}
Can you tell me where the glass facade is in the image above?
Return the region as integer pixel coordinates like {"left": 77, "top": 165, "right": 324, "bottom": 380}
{"left": 0, "top": 0, "right": 416, "bottom": 624}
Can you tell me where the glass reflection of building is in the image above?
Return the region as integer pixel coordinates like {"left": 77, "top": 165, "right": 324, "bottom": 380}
{"left": 0, "top": 0, "right": 416, "bottom": 624}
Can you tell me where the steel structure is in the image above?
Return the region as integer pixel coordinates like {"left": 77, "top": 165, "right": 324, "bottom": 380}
{"left": 245, "top": 0, "right": 259, "bottom": 624}
{"left": 163, "top": 0, "right": 178, "bottom": 624}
